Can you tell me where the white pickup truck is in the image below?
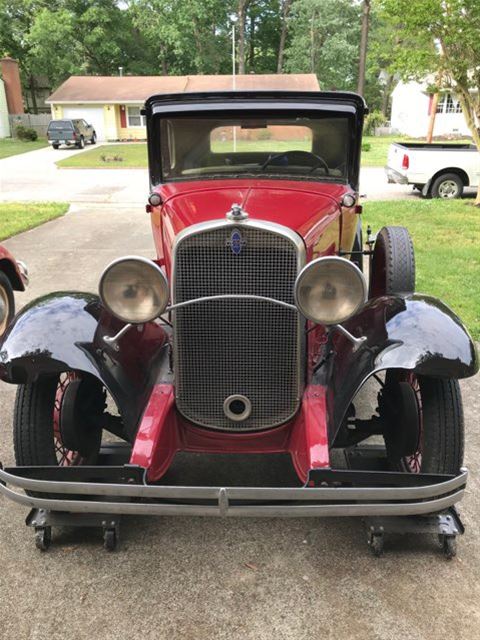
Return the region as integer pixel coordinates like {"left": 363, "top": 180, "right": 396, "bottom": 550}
{"left": 385, "top": 142, "right": 479, "bottom": 198}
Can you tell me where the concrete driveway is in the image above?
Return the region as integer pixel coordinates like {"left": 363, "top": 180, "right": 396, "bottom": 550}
{"left": 0, "top": 144, "right": 147, "bottom": 204}
{"left": 0, "top": 206, "right": 479, "bottom": 640}
{"left": 0, "top": 144, "right": 429, "bottom": 204}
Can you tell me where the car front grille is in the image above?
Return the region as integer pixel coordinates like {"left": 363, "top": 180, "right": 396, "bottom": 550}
{"left": 173, "top": 222, "right": 304, "bottom": 431}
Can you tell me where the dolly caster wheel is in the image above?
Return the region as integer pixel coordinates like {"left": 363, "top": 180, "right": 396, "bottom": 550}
{"left": 35, "top": 526, "right": 52, "bottom": 551}
{"left": 440, "top": 534, "right": 457, "bottom": 560}
{"left": 103, "top": 528, "right": 118, "bottom": 552}
{"left": 369, "top": 533, "right": 384, "bottom": 557}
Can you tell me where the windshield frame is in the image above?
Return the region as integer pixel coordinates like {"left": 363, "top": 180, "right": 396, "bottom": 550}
{"left": 145, "top": 91, "right": 366, "bottom": 190}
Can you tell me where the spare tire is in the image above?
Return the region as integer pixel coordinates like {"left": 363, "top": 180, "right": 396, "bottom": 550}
{"left": 369, "top": 226, "right": 415, "bottom": 298}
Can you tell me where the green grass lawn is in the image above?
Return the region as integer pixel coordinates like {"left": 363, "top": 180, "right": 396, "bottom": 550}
{"left": 0, "top": 137, "right": 48, "bottom": 160}
{"left": 56, "top": 143, "right": 147, "bottom": 168}
{"left": 56, "top": 136, "right": 471, "bottom": 169}
{"left": 364, "top": 199, "right": 480, "bottom": 338}
{"left": 0, "top": 202, "right": 69, "bottom": 240}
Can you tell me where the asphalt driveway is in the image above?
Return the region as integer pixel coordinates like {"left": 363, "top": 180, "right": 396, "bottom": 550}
{"left": 0, "top": 206, "right": 479, "bottom": 640}
{"left": 0, "top": 144, "right": 429, "bottom": 204}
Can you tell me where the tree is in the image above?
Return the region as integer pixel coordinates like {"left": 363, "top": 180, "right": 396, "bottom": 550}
{"left": 131, "top": 0, "right": 233, "bottom": 75}
{"left": 237, "top": 0, "right": 254, "bottom": 74}
{"left": 357, "top": 0, "right": 371, "bottom": 95}
{"left": 277, "top": 0, "right": 292, "bottom": 72}
{"left": 284, "top": 0, "right": 361, "bottom": 90}
{"left": 379, "top": 0, "right": 480, "bottom": 204}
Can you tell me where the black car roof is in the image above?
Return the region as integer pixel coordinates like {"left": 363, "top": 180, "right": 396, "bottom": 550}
{"left": 143, "top": 91, "right": 368, "bottom": 117}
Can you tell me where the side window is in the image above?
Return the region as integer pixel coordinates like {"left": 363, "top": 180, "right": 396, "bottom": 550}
{"left": 127, "top": 107, "right": 146, "bottom": 127}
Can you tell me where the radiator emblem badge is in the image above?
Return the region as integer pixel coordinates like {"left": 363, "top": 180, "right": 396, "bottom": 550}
{"left": 228, "top": 229, "right": 246, "bottom": 256}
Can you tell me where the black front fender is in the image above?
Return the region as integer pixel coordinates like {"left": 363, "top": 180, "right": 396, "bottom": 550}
{"left": 323, "top": 294, "right": 478, "bottom": 440}
{"left": 0, "top": 292, "right": 170, "bottom": 438}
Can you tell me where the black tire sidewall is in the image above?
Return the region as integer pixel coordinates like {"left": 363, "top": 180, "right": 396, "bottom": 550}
{"left": 384, "top": 372, "right": 464, "bottom": 475}
{"left": 369, "top": 226, "right": 415, "bottom": 298}
{"left": 431, "top": 173, "right": 464, "bottom": 199}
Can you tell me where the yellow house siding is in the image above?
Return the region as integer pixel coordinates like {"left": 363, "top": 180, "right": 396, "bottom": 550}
{"left": 103, "top": 104, "right": 117, "bottom": 140}
{"left": 119, "top": 126, "right": 147, "bottom": 140}
{"left": 51, "top": 104, "right": 63, "bottom": 118}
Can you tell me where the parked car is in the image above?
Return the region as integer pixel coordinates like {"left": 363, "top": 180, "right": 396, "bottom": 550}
{"left": 0, "top": 245, "right": 28, "bottom": 336}
{"left": 47, "top": 118, "right": 96, "bottom": 149}
{"left": 0, "top": 91, "right": 477, "bottom": 556}
{"left": 386, "top": 141, "right": 479, "bottom": 198}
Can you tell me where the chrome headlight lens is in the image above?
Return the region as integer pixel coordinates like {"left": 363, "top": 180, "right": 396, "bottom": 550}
{"left": 99, "top": 256, "right": 169, "bottom": 323}
{"left": 295, "top": 256, "right": 367, "bottom": 325}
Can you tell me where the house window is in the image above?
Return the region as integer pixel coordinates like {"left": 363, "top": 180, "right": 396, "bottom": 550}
{"left": 127, "top": 107, "right": 146, "bottom": 127}
{"left": 436, "top": 93, "right": 462, "bottom": 114}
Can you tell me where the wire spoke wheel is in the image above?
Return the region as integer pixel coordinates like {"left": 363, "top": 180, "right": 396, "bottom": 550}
{"left": 53, "top": 372, "right": 84, "bottom": 466}
{"left": 14, "top": 372, "right": 107, "bottom": 497}
{"left": 380, "top": 369, "right": 464, "bottom": 475}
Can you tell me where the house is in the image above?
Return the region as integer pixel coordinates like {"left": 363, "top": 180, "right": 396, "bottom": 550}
{"left": 0, "top": 79, "right": 9, "bottom": 137}
{"left": 390, "top": 80, "right": 471, "bottom": 138}
{"left": 46, "top": 74, "right": 320, "bottom": 141}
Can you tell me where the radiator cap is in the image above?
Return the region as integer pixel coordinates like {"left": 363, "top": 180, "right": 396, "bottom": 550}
{"left": 226, "top": 203, "right": 249, "bottom": 221}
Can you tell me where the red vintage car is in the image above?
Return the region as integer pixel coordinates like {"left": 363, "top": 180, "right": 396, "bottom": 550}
{"left": 0, "top": 245, "right": 28, "bottom": 335}
{"left": 0, "top": 92, "right": 477, "bottom": 556}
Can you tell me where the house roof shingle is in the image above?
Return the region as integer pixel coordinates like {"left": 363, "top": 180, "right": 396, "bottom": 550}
{"left": 46, "top": 74, "right": 319, "bottom": 104}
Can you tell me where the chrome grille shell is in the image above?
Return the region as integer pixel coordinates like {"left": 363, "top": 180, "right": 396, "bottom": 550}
{"left": 172, "top": 219, "right": 305, "bottom": 431}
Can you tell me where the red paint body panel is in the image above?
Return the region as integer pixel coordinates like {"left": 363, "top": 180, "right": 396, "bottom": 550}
{"left": 141, "top": 179, "right": 355, "bottom": 483}
{"left": 131, "top": 383, "right": 330, "bottom": 485}
{"left": 150, "top": 179, "right": 352, "bottom": 277}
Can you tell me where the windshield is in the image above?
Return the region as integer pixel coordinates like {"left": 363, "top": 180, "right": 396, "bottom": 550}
{"left": 159, "top": 113, "right": 350, "bottom": 182}
{"left": 48, "top": 120, "right": 74, "bottom": 130}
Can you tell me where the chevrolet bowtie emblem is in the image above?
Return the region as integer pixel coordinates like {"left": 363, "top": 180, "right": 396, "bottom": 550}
{"left": 227, "top": 229, "right": 246, "bottom": 255}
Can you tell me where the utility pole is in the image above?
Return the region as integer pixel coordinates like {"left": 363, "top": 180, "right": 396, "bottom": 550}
{"left": 357, "top": 0, "right": 371, "bottom": 95}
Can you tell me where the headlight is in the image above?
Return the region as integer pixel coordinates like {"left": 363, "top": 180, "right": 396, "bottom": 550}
{"left": 99, "top": 256, "right": 169, "bottom": 323}
{"left": 294, "top": 256, "right": 366, "bottom": 325}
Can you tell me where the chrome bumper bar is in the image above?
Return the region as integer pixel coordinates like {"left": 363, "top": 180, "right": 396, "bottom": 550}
{"left": 0, "top": 466, "right": 468, "bottom": 518}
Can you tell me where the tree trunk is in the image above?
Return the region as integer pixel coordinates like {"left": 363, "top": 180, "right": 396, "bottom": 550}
{"left": 426, "top": 93, "right": 439, "bottom": 143}
{"left": 277, "top": 0, "right": 292, "bottom": 73}
{"left": 381, "top": 73, "right": 393, "bottom": 117}
{"left": 238, "top": 0, "right": 252, "bottom": 75}
{"left": 29, "top": 75, "right": 38, "bottom": 115}
{"left": 310, "top": 11, "right": 315, "bottom": 73}
{"left": 456, "top": 87, "right": 480, "bottom": 205}
{"left": 248, "top": 13, "right": 255, "bottom": 68}
{"left": 357, "top": 0, "right": 371, "bottom": 96}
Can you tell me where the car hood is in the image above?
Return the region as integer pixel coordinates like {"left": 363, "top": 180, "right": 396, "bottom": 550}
{"left": 158, "top": 179, "right": 351, "bottom": 248}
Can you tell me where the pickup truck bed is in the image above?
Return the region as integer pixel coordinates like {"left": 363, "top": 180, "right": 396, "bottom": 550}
{"left": 386, "top": 141, "right": 479, "bottom": 198}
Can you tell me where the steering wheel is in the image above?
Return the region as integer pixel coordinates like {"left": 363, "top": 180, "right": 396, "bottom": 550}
{"left": 261, "top": 150, "right": 329, "bottom": 175}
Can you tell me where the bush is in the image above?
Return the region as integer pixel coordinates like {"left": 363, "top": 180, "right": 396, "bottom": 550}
{"left": 362, "top": 141, "right": 371, "bottom": 152}
{"left": 364, "top": 110, "right": 386, "bottom": 136}
{"left": 16, "top": 125, "right": 38, "bottom": 141}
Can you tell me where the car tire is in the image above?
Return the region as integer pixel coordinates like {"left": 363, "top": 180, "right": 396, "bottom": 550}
{"left": 52, "top": 144, "right": 60, "bottom": 150}
{"left": 90, "top": 132, "right": 97, "bottom": 145}
{"left": 14, "top": 373, "right": 105, "bottom": 496}
{"left": 0, "top": 271, "right": 15, "bottom": 336}
{"left": 369, "top": 226, "right": 415, "bottom": 298}
{"left": 431, "top": 173, "right": 464, "bottom": 199}
{"left": 380, "top": 371, "right": 464, "bottom": 474}
{"left": 76, "top": 136, "right": 85, "bottom": 149}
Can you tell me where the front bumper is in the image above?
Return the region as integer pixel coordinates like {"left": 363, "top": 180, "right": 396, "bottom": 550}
{"left": 385, "top": 165, "right": 409, "bottom": 184}
{"left": 0, "top": 465, "right": 468, "bottom": 518}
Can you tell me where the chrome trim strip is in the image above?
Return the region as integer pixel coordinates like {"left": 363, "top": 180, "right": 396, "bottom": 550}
{"left": 0, "top": 466, "right": 467, "bottom": 500}
{"left": 0, "top": 480, "right": 465, "bottom": 518}
{"left": 168, "top": 294, "right": 298, "bottom": 313}
{"left": 171, "top": 218, "right": 307, "bottom": 431}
